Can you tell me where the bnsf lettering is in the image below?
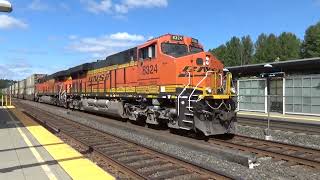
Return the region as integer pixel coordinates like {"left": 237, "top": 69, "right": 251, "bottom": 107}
{"left": 142, "top": 65, "right": 158, "bottom": 75}
{"left": 178, "top": 66, "right": 214, "bottom": 77}
{"left": 89, "top": 73, "right": 110, "bottom": 82}
{"left": 181, "top": 66, "right": 213, "bottom": 73}
{"left": 196, "top": 66, "right": 212, "bottom": 73}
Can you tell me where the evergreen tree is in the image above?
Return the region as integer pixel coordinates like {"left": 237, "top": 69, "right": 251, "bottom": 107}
{"left": 241, "top": 35, "right": 254, "bottom": 65}
{"left": 210, "top": 45, "right": 227, "bottom": 63}
{"left": 224, "top": 36, "right": 242, "bottom": 66}
{"left": 278, "top": 32, "right": 301, "bottom": 60}
{"left": 301, "top": 21, "right": 320, "bottom": 58}
{"left": 265, "top": 33, "right": 281, "bottom": 61}
{"left": 254, "top": 33, "right": 268, "bottom": 63}
{"left": 254, "top": 33, "right": 281, "bottom": 63}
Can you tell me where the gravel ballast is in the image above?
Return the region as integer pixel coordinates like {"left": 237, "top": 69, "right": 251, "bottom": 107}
{"left": 19, "top": 100, "right": 320, "bottom": 180}
{"left": 237, "top": 124, "right": 320, "bottom": 150}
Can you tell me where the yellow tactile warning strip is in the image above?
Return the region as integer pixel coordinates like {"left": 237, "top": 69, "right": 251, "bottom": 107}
{"left": 9, "top": 108, "right": 115, "bottom": 180}
{"left": 0, "top": 106, "right": 15, "bottom": 109}
{"left": 238, "top": 111, "right": 320, "bottom": 122}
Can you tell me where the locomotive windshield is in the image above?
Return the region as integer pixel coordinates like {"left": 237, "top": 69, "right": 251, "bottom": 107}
{"left": 190, "top": 46, "right": 203, "bottom": 53}
{"left": 161, "top": 43, "right": 188, "bottom": 57}
{"left": 161, "top": 43, "right": 204, "bottom": 57}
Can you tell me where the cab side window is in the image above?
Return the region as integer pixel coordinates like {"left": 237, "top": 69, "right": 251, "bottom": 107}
{"left": 139, "top": 44, "right": 156, "bottom": 60}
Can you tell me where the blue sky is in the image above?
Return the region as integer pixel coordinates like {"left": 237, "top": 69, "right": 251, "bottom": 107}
{"left": 0, "top": 0, "right": 320, "bottom": 80}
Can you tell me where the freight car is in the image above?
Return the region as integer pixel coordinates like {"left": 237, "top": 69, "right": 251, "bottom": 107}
{"left": 18, "top": 80, "right": 26, "bottom": 99}
{"left": 14, "top": 82, "right": 19, "bottom": 98}
{"left": 25, "top": 74, "right": 46, "bottom": 101}
{"left": 32, "top": 34, "right": 237, "bottom": 136}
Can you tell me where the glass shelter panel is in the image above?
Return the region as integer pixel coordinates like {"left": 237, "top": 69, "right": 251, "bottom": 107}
{"left": 238, "top": 79, "right": 266, "bottom": 111}
{"left": 285, "top": 75, "right": 320, "bottom": 115}
{"left": 270, "top": 79, "right": 283, "bottom": 113}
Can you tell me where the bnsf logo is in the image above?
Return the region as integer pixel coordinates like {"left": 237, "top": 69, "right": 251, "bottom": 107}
{"left": 89, "top": 73, "right": 110, "bottom": 82}
{"left": 178, "top": 66, "right": 214, "bottom": 77}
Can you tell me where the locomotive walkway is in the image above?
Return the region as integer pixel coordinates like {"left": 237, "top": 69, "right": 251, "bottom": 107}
{"left": 0, "top": 107, "right": 114, "bottom": 180}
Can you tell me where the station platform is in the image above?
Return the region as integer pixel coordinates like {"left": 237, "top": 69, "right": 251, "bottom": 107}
{"left": 238, "top": 111, "right": 320, "bottom": 125}
{"left": 0, "top": 106, "right": 114, "bottom": 180}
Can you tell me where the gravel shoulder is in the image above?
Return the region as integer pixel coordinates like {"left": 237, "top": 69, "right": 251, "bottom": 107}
{"left": 237, "top": 124, "right": 320, "bottom": 150}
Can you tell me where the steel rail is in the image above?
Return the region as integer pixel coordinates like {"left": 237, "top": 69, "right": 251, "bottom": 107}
{"left": 210, "top": 135, "right": 320, "bottom": 169}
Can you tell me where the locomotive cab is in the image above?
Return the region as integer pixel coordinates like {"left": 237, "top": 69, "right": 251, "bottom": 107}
{"left": 154, "top": 34, "right": 237, "bottom": 136}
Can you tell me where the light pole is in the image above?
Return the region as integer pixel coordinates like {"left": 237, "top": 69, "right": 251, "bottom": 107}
{"left": 0, "top": 0, "right": 12, "bottom": 12}
{"left": 262, "top": 63, "right": 273, "bottom": 140}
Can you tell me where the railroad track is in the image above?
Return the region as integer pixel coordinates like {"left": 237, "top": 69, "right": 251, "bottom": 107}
{"left": 237, "top": 116, "right": 320, "bottom": 135}
{"left": 210, "top": 135, "right": 320, "bottom": 169}
{"left": 14, "top": 100, "right": 320, "bottom": 174}
{"left": 15, "top": 102, "right": 235, "bottom": 180}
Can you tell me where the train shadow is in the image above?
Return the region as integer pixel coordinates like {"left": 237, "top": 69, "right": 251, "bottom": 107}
{"left": 75, "top": 109, "right": 236, "bottom": 141}
{"left": 169, "top": 129, "right": 235, "bottom": 141}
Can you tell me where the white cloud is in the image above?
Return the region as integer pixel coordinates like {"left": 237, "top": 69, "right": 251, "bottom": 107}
{"left": 81, "top": 0, "right": 112, "bottom": 14}
{"left": 81, "top": 0, "right": 168, "bottom": 14}
{"left": 0, "top": 15, "right": 28, "bottom": 30}
{"left": 68, "top": 35, "right": 78, "bottom": 40}
{"left": 114, "top": 0, "right": 168, "bottom": 14}
{"left": 67, "top": 32, "right": 145, "bottom": 58}
{"left": 28, "top": 0, "right": 49, "bottom": 11}
{"left": 0, "top": 62, "right": 33, "bottom": 80}
{"left": 110, "top": 32, "right": 144, "bottom": 41}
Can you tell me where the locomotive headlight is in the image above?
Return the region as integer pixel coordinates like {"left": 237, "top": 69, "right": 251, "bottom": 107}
{"left": 206, "top": 87, "right": 212, "bottom": 94}
{"left": 205, "top": 56, "right": 210, "bottom": 65}
{"left": 231, "top": 87, "right": 236, "bottom": 94}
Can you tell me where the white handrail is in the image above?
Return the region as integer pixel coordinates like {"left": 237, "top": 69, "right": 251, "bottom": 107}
{"left": 177, "top": 72, "right": 191, "bottom": 116}
{"left": 188, "top": 71, "right": 213, "bottom": 111}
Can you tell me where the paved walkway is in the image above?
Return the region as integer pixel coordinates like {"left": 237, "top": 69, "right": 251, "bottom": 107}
{"left": 0, "top": 108, "right": 71, "bottom": 180}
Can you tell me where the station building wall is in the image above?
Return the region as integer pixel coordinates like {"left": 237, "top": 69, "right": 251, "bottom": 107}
{"left": 237, "top": 74, "right": 320, "bottom": 116}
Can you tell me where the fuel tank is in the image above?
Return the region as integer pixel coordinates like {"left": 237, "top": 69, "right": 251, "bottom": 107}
{"left": 81, "top": 98, "right": 127, "bottom": 118}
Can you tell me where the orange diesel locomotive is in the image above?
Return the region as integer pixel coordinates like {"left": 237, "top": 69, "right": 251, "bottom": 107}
{"left": 36, "top": 34, "right": 237, "bottom": 136}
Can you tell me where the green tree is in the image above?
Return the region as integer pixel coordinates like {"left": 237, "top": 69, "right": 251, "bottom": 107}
{"left": 0, "top": 79, "right": 15, "bottom": 89}
{"left": 254, "top": 33, "right": 268, "bottom": 63}
{"left": 278, "top": 32, "right": 301, "bottom": 60}
{"left": 224, "top": 36, "right": 242, "bottom": 66}
{"left": 254, "top": 33, "right": 280, "bottom": 63}
{"left": 240, "top": 35, "right": 254, "bottom": 65}
{"left": 301, "top": 21, "right": 320, "bottom": 58}
{"left": 210, "top": 45, "right": 227, "bottom": 63}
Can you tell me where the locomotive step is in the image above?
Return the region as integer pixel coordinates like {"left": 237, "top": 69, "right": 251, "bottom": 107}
{"left": 184, "top": 113, "right": 194, "bottom": 116}
{"left": 179, "top": 126, "right": 192, "bottom": 130}
{"left": 182, "top": 119, "right": 194, "bottom": 123}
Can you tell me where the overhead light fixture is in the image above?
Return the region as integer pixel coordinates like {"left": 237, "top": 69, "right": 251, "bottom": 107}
{"left": 264, "top": 64, "right": 273, "bottom": 68}
{"left": 223, "top": 68, "right": 229, "bottom": 72}
{"left": 0, "top": 0, "right": 12, "bottom": 12}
